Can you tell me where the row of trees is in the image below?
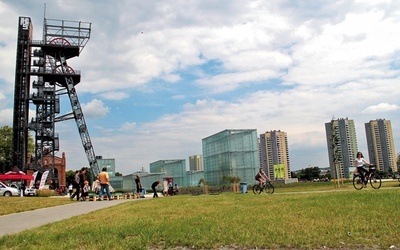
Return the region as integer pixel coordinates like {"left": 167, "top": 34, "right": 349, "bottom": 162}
{"left": 0, "top": 125, "right": 34, "bottom": 173}
{"left": 291, "top": 167, "right": 328, "bottom": 181}
{"left": 292, "top": 166, "right": 398, "bottom": 181}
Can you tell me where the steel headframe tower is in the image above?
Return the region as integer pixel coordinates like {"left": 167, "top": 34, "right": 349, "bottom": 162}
{"left": 13, "top": 16, "right": 100, "bottom": 180}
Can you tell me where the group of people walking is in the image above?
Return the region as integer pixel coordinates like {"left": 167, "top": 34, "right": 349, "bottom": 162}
{"left": 69, "top": 168, "right": 182, "bottom": 200}
{"left": 69, "top": 167, "right": 112, "bottom": 201}
{"left": 69, "top": 167, "right": 88, "bottom": 201}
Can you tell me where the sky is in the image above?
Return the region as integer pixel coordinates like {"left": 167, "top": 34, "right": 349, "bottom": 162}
{"left": 1, "top": 0, "right": 400, "bottom": 175}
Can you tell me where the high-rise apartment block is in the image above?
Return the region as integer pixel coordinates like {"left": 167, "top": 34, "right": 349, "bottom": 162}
{"left": 325, "top": 118, "right": 358, "bottom": 178}
{"left": 365, "top": 119, "right": 397, "bottom": 172}
{"left": 189, "top": 155, "right": 204, "bottom": 171}
{"left": 202, "top": 129, "right": 259, "bottom": 185}
{"left": 259, "top": 130, "right": 291, "bottom": 179}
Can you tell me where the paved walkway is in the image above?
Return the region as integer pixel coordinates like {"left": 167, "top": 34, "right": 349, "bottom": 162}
{"left": 0, "top": 197, "right": 143, "bottom": 237}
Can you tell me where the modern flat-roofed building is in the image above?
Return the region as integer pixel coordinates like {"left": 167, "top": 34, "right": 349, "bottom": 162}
{"left": 259, "top": 130, "right": 291, "bottom": 179}
{"left": 325, "top": 118, "right": 358, "bottom": 178}
{"left": 365, "top": 119, "right": 397, "bottom": 172}
{"left": 189, "top": 155, "right": 204, "bottom": 171}
{"left": 202, "top": 129, "right": 259, "bottom": 185}
{"left": 96, "top": 156, "right": 122, "bottom": 189}
{"left": 149, "top": 159, "right": 186, "bottom": 187}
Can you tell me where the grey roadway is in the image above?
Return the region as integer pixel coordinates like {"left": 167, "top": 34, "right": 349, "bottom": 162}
{"left": 0, "top": 198, "right": 139, "bottom": 237}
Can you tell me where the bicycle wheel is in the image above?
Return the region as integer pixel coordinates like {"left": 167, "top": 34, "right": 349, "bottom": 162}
{"left": 353, "top": 175, "right": 364, "bottom": 190}
{"left": 369, "top": 173, "right": 382, "bottom": 189}
{"left": 252, "top": 184, "right": 262, "bottom": 194}
{"left": 265, "top": 182, "right": 274, "bottom": 194}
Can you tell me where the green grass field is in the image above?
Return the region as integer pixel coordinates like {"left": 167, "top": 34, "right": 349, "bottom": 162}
{"left": 0, "top": 181, "right": 399, "bottom": 249}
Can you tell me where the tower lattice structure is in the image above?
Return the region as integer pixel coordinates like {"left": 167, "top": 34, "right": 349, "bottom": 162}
{"left": 13, "top": 16, "right": 100, "bottom": 181}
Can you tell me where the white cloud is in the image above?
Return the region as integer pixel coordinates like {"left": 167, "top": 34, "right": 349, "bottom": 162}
{"left": 81, "top": 99, "right": 110, "bottom": 118}
{"left": 196, "top": 69, "right": 282, "bottom": 93}
{"left": 0, "top": 90, "right": 5, "bottom": 100}
{"left": 0, "top": 3, "right": 18, "bottom": 89}
{"left": 2, "top": 1, "right": 400, "bottom": 175}
{"left": 99, "top": 91, "right": 129, "bottom": 100}
{"left": 362, "top": 103, "right": 400, "bottom": 114}
{"left": 286, "top": 9, "right": 400, "bottom": 86}
{"left": 120, "top": 122, "right": 136, "bottom": 131}
{"left": 172, "top": 95, "right": 185, "bottom": 100}
{"left": 163, "top": 74, "right": 181, "bottom": 83}
{"left": 0, "top": 108, "right": 13, "bottom": 126}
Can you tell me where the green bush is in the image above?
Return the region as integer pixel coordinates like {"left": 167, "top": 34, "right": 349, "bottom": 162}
{"left": 36, "top": 189, "right": 56, "bottom": 197}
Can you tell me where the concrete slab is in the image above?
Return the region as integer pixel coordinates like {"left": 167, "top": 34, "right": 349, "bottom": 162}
{"left": 0, "top": 199, "right": 135, "bottom": 237}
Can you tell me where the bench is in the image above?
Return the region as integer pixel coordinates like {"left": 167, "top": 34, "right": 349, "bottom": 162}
{"left": 392, "top": 172, "right": 400, "bottom": 182}
{"left": 208, "top": 187, "right": 222, "bottom": 195}
{"left": 188, "top": 187, "right": 203, "bottom": 196}
{"left": 88, "top": 193, "right": 98, "bottom": 201}
{"left": 123, "top": 193, "right": 135, "bottom": 199}
{"left": 190, "top": 190, "right": 202, "bottom": 195}
{"left": 112, "top": 192, "right": 124, "bottom": 200}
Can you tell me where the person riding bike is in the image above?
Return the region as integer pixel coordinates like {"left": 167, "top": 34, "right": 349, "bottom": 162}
{"left": 255, "top": 167, "right": 270, "bottom": 187}
{"left": 354, "top": 152, "right": 372, "bottom": 187}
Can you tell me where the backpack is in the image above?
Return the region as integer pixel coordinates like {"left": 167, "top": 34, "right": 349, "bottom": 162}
{"left": 255, "top": 173, "right": 261, "bottom": 180}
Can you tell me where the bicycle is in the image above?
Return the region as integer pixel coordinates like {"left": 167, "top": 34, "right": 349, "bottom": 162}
{"left": 353, "top": 165, "right": 382, "bottom": 190}
{"left": 253, "top": 181, "right": 274, "bottom": 194}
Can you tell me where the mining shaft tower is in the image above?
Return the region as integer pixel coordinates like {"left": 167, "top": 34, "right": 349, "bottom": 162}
{"left": 13, "top": 16, "right": 100, "bottom": 180}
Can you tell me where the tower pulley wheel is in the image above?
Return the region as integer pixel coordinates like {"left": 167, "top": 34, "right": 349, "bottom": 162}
{"left": 49, "top": 37, "right": 71, "bottom": 46}
{"left": 53, "top": 65, "right": 75, "bottom": 74}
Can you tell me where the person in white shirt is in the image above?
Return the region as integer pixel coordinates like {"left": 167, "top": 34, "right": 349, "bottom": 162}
{"left": 354, "top": 152, "right": 372, "bottom": 187}
{"left": 68, "top": 184, "right": 73, "bottom": 197}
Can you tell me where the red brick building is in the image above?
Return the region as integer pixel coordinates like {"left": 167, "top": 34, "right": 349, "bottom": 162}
{"left": 27, "top": 152, "right": 66, "bottom": 188}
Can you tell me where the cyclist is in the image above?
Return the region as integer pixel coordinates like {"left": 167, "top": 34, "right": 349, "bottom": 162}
{"left": 354, "top": 152, "right": 372, "bottom": 187}
{"left": 255, "top": 167, "right": 270, "bottom": 187}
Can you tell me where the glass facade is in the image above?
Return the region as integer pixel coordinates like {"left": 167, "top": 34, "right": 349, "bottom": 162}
{"left": 122, "top": 173, "right": 164, "bottom": 193}
{"left": 97, "top": 157, "right": 116, "bottom": 177}
{"left": 141, "top": 173, "right": 165, "bottom": 192}
{"left": 149, "top": 160, "right": 186, "bottom": 187}
{"left": 96, "top": 157, "right": 123, "bottom": 190}
{"left": 186, "top": 171, "right": 204, "bottom": 186}
{"left": 202, "top": 129, "right": 259, "bottom": 185}
{"left": 110, "top": 176, "right": 123, "bottom": 190}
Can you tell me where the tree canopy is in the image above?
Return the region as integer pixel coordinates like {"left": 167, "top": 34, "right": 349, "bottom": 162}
{"left": 0, "top": 125, "right": 34, "bottom": 173}
{"left": 0, "top": 126, "right": 13, "bottom": 173}
{"left": 294, "top": 166, "right": 322, "bottom": 181}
